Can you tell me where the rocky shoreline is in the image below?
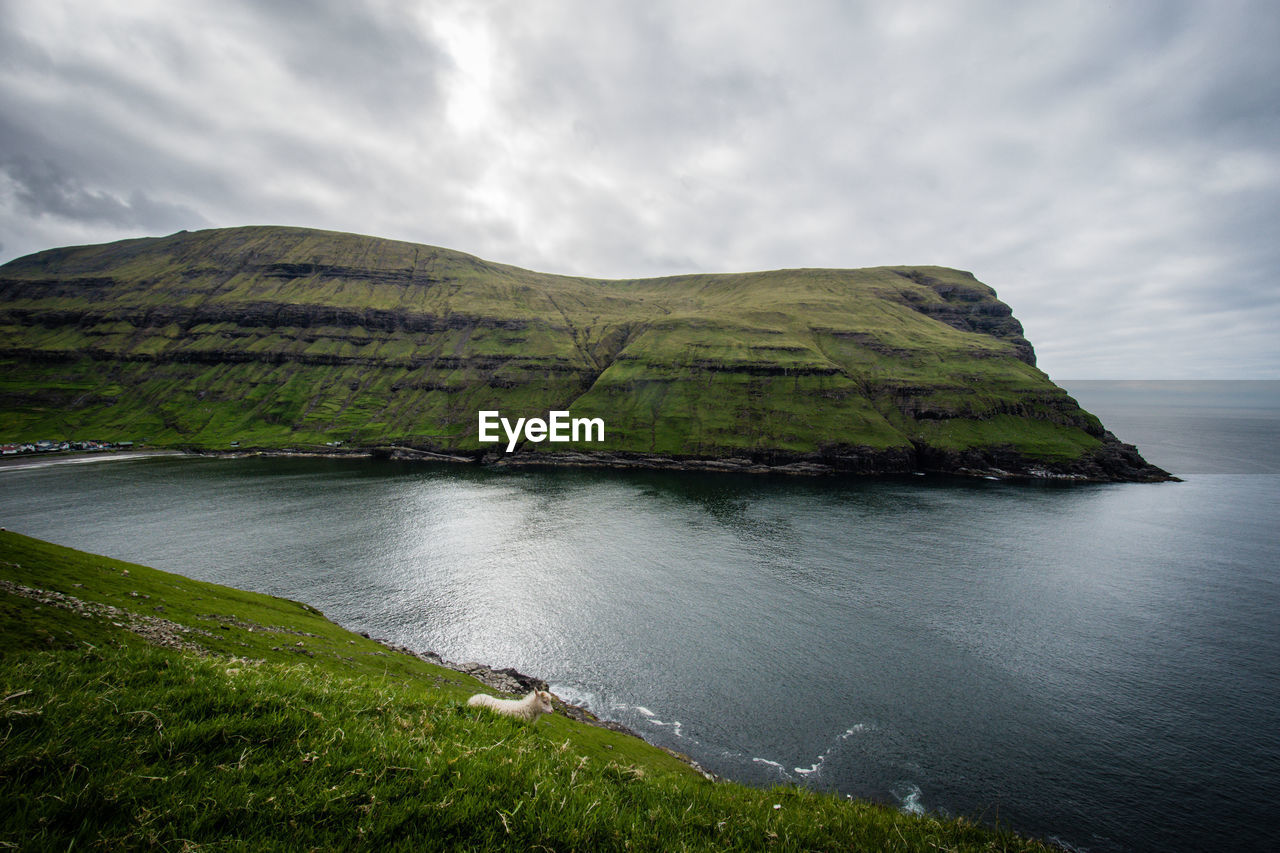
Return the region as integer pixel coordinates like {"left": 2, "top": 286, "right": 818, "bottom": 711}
{"left": 361, "top": 633, "right": 718, "bottom": 779}
{"left": 193, "top": 434, "right": 1176, "bottom": 483}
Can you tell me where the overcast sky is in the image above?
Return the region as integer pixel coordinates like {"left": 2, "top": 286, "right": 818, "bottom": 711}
{"left": 2, "top": 1, "right": 1277, "bottom": 378}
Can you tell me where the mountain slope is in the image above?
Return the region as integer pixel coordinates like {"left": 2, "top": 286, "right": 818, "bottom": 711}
{"left": 0, "top": 225, "right": 1169, "bottom": 480}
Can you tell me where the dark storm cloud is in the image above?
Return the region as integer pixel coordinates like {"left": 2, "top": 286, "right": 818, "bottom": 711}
{"left": 1, "top": 152, "right": 207, "bottom": 229}
{"left": 0, "top": 0, "right": 1276, "bottom": 376}
{"left": 0, "top": 1, "right": 467, "bottom": 260}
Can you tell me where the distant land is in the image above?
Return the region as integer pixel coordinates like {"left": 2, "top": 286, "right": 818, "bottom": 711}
{"left": 0, "top": 225, "right": 1170, "bottom": 481}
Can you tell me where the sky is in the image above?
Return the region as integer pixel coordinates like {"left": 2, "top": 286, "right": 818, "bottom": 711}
{"left": 1, "top": 0, "right": 1278, "bottom": 379}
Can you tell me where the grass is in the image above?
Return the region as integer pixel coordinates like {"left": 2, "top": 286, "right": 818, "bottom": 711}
{"left": 0, "top": 530, "right": 1058, "bottom": 851}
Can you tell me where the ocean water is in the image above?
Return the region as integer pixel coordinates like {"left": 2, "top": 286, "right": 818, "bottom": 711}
{"left": 1, "top": 380, "right": 1277, "bottom": 852}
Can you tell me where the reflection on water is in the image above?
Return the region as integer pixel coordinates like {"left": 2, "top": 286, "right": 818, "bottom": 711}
{"left": 2, "top": 443, "right": 1279, "bottom": 852}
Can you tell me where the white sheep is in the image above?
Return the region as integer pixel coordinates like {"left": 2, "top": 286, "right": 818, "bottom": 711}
{"left": 467, "top": 689, "right": 555, "bottom": 723}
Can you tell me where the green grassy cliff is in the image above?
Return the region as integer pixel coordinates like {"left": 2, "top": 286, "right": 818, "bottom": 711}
{"left": 0, "top": 225, "right": 1168, "bottom": 480}
{"left": 0, "top": 530, "right": 1059, "bottom": 850}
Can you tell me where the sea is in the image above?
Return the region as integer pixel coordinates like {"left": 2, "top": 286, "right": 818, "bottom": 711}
{"left": 1, "top": 379, "right": 1277, "bottom": 853}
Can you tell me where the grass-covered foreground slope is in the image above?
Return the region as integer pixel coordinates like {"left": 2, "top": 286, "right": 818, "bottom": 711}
{"left": 0, "top": 530, "right": 1058, "bottom": 851}
{"left": 0, "top": 225, "right": 1168, "bottom": 480}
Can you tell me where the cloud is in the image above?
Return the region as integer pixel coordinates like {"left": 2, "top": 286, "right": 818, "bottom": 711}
{"left": 0, "top": 0, "right": 1277, "bottom": 377}
{"left": 243, "top": 0, "right": 451, "bottom": 121}
{"left": 1, "top": 152, "right": 208, "bottom": 229}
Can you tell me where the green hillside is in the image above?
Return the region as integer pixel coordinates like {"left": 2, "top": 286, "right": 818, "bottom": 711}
{"left": 0, "top": 225, "right": 1168, "bottom": 480}
{"left": 0, "top": 530, "right": 1059, "bottom": 850}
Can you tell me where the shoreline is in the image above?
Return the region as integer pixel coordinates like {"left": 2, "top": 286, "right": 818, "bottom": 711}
{"left": 0, "top": 441, "right": 1177, "bottom": 483}
{"left": 0, "top": 449, "right": 186, "bottom": 471}
{"left": 317, "top": 632, "right": 720, "bottom": 779}
{"left": 188, "top": 440, "right": 1177, "bottom": 483}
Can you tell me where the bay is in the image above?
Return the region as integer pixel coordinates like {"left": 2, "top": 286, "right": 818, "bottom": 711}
{"left": 1, "top": 380, "right": 1278, "bottom": 852}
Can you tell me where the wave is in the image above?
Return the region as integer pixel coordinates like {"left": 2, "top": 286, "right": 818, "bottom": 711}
{"left": 553, "top": 688, "right": 689, "bottom": 741}
{"left": 751, "top": 757, "right": 792, "bottom": 779}
{"left": 552, "top": 692, "right": 907, "bottom": 814}
{"left": 793, "top": 723, "right": 871, "bottom": 778}
{"left": 628, "top": 704, "right": 686, "bottom": 736}
{"left": 893, "top": 783, "right": 926, "bottom": 815}
{"left": 542, "top": 690, "right": 931, "bottom": 821}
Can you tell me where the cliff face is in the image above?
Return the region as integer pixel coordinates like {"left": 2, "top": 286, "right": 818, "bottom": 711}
{"left": 0, "top": 225, "right": 1170, "bottom": 480}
